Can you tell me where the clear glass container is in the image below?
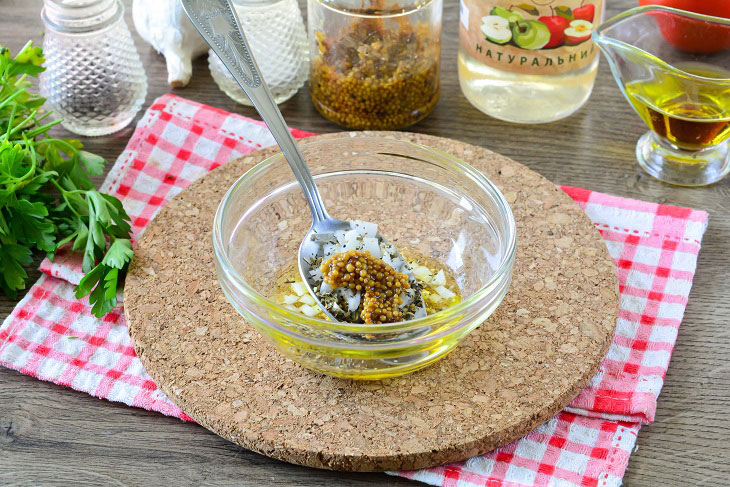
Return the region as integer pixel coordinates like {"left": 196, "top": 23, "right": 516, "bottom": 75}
{"left": 458, "top": 0, "right": 605, "bottom": 124}
{"left": 213, "top": 136, "right": 516, "bottom": 379}
{"left": 595, "top": 6, "right": 730, "bottom": 186}
{"left": 39, "top": 0, "right": 147, "bottom": 136}
{"left": 308, "top": 0, "right": 442, "bottom": 130}
{"left": 208, "top": 0, "right": 308, "bottom": 106}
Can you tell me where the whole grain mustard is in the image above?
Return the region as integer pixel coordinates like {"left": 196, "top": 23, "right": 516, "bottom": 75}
{"left": 320, "top": 250, "right": 411, "bottom": 324}
{"left": 310, "top": 18, "right": 440, "bottom": 130}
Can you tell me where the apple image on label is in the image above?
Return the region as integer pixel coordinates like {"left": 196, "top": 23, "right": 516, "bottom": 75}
{"left": 573, "top": 1, "right": 596, "bottom": 22}
{"left": 564, "top": 19, "right": 593, "bottom": 45}
{"left": 538, "top": 8, "right": 571, "bottom": 48}
{"left": 511, "top": 19, "right": 551, "bottom": 50}
{"left": 482, "top": 15, "right": 513, "bottom": 45}
{"left": 490, "top": 6, "right": 523, "bottom": 24}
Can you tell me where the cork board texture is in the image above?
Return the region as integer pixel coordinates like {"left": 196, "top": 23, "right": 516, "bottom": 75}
{"left": 125, "top": 132, "right": 618, "bottom": 472}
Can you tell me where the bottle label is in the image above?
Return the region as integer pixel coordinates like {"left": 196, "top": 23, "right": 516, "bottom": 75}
{"left": 459, "top": 0, "right": 603, "bottom": 75}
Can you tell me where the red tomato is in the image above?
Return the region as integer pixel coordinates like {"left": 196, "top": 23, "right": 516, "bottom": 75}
{"left": 638, "top": 1, "right": 730, "bottom": 18}
{"left": 638, "top": 0, "right": 730, "bottom": 53}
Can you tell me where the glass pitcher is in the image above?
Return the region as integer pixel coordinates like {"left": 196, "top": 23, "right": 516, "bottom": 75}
{"left": 593, "top": 6, "right": 730, "bottom": 186}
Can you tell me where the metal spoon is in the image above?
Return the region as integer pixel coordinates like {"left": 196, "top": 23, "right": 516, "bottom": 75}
{"left": 181, "top": 0, "right": 426, "bottom": 322}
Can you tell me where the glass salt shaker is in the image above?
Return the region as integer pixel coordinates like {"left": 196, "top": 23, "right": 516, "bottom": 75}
{"left": 208, "top": 0, "right": 308, "bottom": 106}
{"left": 40, "top": 0, "right": 148, "bottom": 136}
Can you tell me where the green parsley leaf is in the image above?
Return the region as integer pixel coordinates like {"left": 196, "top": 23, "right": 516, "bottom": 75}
{"left": 101, "top": 238, "right": 133, "bottom": 269}
{"left": 78, "top": 151, "right": 105, "bottom": 177}
{"left": 0, "top": 238, "right": 33, "bottom": 297}
{"left": 76, "top": 261, "right": 126, "bottom": 318}
{"left": 7, "top": 199, "right": 56, "bottom": 252}
{"left": 0, "top": 42, "right": 134, "bottom": 316}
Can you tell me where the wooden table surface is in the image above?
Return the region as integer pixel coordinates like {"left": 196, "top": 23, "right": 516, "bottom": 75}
{"left": 2, "top": 1, "right": 728, "bottom": 485}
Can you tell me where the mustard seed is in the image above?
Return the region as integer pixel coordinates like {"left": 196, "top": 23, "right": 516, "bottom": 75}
{"left": 321, "top": 250, "right": 410, "bottom": 324}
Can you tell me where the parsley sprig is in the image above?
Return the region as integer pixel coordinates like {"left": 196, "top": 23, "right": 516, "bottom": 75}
{"left": 0, "top": 41, "right": 133, "bottom": 317}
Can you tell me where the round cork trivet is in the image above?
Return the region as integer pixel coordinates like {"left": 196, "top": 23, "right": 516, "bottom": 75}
{"left": 125, "top": 132, "right": 617, "bottom": 472}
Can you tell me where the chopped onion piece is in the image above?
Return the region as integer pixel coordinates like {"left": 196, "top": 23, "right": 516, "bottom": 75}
{"left": 302, "top": 242, "right": 319, "bottom": 261}
{"left": 342, "top": 237, "right": 360, "bottom": 252}
{"left": 283, "top": 294, "right": 298, "bottom": 305}
{"left": 323, "top": 243, "right": 339, "bottom": 258}
{"left": 299, "top": 294, "right": 316, "bottom": 306}
{"left": 343, "top": 229, "right": 359, "bottom": 242}
{"left": 309, "top": 268, "right": 324, "bottom": 281}
{"left": 299, "top": 304, "right": 319, "bottom": 317}
{"left": 426, "top": 292, "right": 443, "bottom": 303}
{"left": 340, "top": 288, "right": 362, "bottom": 313}
{"left": 435, "top": 285, "right": 456, "bottom": 300}
{"left": 351, "top": 220, "right": 378, "bottom": 237}
{"left": 431, "top": 270, "right": 446, "bottom": 286}
{"left": 335, "top": 231, "right": 347, "bottom": 246}
{"left": 362, "top": 237, "right": 382, "bottom": 258}
{"left": 348, "top": 293, "right": 361, "bottom": 313}
{"left": 413, "top": 265, "right": 431, "bottom": 281}
{"left": 291, "top": 282, "right": 307, "bottom": 296}
{"left": 320, "top": 282, "right": 332, "bottom": 294}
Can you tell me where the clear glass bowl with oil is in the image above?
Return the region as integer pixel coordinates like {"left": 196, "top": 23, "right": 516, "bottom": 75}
{"left": 594, "top": 6, "right": 730, "bottom": 186}
{"left": 212, "top": 136, "right": 516, "bottom": 380}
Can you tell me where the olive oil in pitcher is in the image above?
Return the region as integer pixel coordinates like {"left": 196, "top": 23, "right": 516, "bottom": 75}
{"left": 625, "top": 63, "right": 730, "bottom": 151}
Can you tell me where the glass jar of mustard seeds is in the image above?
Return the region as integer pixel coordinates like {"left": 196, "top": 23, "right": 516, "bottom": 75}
{"left": 307, "top": 0, "right": 442, "bottom": 130}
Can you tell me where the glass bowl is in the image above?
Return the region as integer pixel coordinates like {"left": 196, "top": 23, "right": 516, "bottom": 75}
{"left": 212, "top": 136, "right": 516, "bottom": 379}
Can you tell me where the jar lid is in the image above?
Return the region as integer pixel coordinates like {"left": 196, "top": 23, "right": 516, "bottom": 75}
{"left": 316, "top": 0, "right": 434, "bottom": 17}
{"left": 41, "top": 0, "right": 122, "bottom": 33}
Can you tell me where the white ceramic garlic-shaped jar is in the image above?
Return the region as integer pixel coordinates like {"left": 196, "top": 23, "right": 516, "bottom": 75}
{"left": 132, "top": 0, "right": 208, "bottom": 87}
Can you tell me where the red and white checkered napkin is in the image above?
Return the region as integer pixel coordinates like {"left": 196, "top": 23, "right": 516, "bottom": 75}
{"left": 0, "top": 94, "right": 708, "bottom": 487}
{"left": 395, "top": 188, "right": 708, "bottom": 487}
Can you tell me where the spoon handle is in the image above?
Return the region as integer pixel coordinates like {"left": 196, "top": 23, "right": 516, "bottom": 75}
{"left": 181, "top": 0, "right": 328, "bottom": 223}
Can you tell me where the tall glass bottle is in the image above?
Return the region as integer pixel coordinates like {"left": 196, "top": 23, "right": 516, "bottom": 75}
{"left": 40, "top": 0, "right": 147, "bottom": 136}
{"left": 458, "top": 0, "right": 604, "bottom": 124}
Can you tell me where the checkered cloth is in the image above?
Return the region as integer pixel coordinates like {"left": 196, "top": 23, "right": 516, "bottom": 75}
{"left": 0, "top": 95, "right": 708, "bottom": 487}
